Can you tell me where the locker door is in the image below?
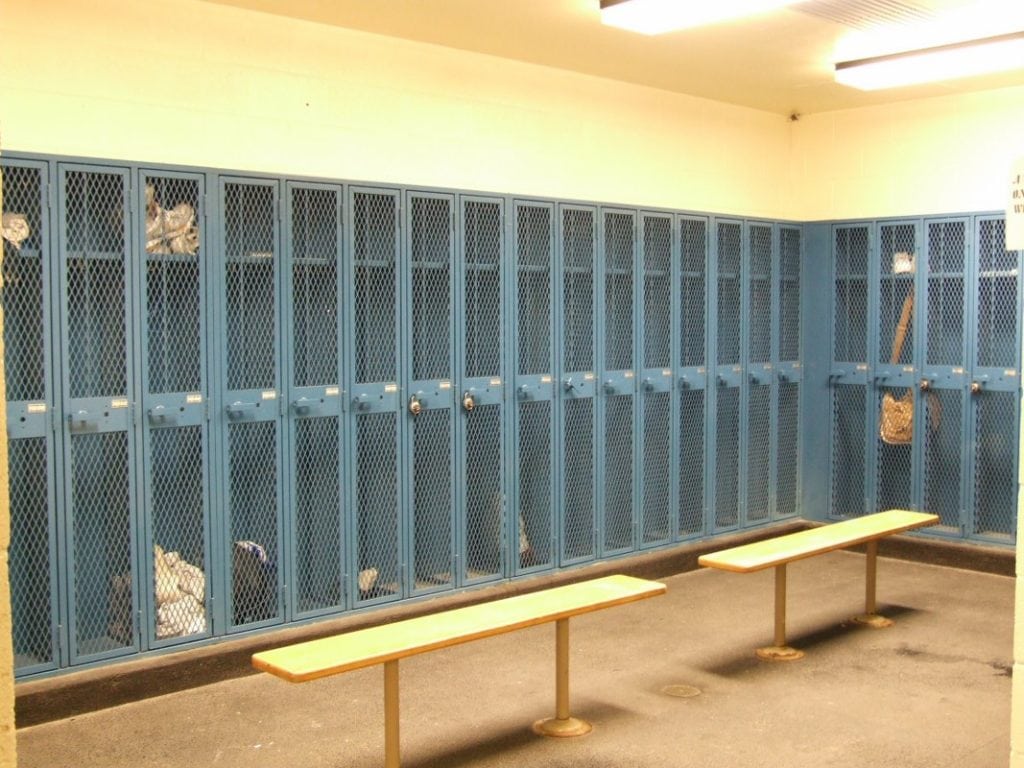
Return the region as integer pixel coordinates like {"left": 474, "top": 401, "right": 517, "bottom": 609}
{"left": 218, "top": 177, "right": 283, "bottom": 631}
{"left": 458, "top": 196, "right": 504, "bottom": 585}
{"left": 405, "top": 192, "right": 456, "bottom": 594}
{"left": 712, "top": 218, "right": 742, "bottom": 531}
{"left": 639, "top": 212, "right": 674, "bottom": 547}
{"left": 872, "top": 221, "right": 919, "bottom": 513}
{"left": 3, "top": 159, "right": 60, "bottom": 674}
{"left": 678, "top": 216, "right": 708, "bottom": 538}
{"left": 285, "top": 182, "right": 345, "bottom": 618}
{"left": 512, "top": 201, "right": 556, "bottom": 573}
{"left": 745, "top": 222, "right": 773, "bottom": 524}
{"left": 600, "top": 208, "right": 637, "bottom": 555}
{"left": 348, "top": 188, "right": 402, "bottom": 605}
{"left": 920, "top": 219, "right": 969, "bottom": 535}
{"left": 558, "top": 205, "right": 598, "bottom": 565}
{"left": 967, "top": 216, "right": 1021, "bottom": 541}
{"left": 775, "top": 225, "right": 802, "bottom": 520}
{"left": 829, "top": 224, "right": 871, "bottom": 519}
{"left": 138, "top": 171, "right": 212, "bottom": 647}
{"left": 57, "top": 164, "right": 139, "bottom": 664}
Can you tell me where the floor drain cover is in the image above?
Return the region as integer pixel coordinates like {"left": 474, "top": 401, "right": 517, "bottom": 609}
{"left": 661, "top": 684, "right": 702, "bottom": 698}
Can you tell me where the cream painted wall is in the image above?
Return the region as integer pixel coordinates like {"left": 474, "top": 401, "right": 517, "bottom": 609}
{"left": 0, "top": 0, "right": 796, "bottom": 219}
{"left": 792, "top": 86, "right": 1024, "bottom": 221}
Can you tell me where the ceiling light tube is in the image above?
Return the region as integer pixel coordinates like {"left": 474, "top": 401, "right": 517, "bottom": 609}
{"left": 600, "top": 0, "right": 799, "bottom": 35}
{"left": 835, "top": 31, "right": 1024, "bottom": 90}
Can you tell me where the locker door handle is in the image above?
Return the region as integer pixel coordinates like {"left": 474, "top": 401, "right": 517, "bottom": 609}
{"left": 226, "top": 402, "right": 257, "bottom": 420}
{"left": 291, "top": 398, "right": 315, "bottom": 416}
{"left": 147, "top": 405, "right": 176, "bottom": 425}
{"left": 517, "top": 385, "right": 532, "bottom": 401}
{"left": 563, "top": 377, "right": 580, "bottom": 393}
{"left": 642, "top": 377, "right": 655, "bottom": 392}
{"left": 603, "top": 380, "right": 616, "bottom": 395}
{"left": 68, "top": 410, "right": 91, "bottom": 427}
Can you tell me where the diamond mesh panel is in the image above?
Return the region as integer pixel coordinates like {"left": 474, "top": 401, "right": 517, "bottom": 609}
{"left": 71, "top": 432, "right": 132, "bottom": 654}
{"left": 605, "top": 212, "right": 634, "bottom": 371}
{"left": 464, "top": 201, "right": 501, "bottom": 378}
{"left": 2, "top": 164, "right": 46, "bottom": 402}
{"left": 228, "top": 421, "right": 279, "bottom": 626}
{"left": 973, "top": 391, "right": 1016, "bottom": 538}
{"left": 834, "top": 227, "right": 869, "bottom": 363}
{"left": 411, "top": 197, "right": 451, "bottom": 381}
{"left": 145, "top": 176, "right": 201, "bottom": 394}
{"left": 746, "top": 384, "right": 771, "bottom": 522}
{"left": 604, "top": 394, "right": 633, "bottom": 550}
{"left": 353, "top": 193, "right": 398, "bottom": 383}
{"left": 642, "top": 391, "right": 671, "bottom": 544}
{"left": 291, "top": 187, "right": 338, "bottom": 387}
{"left": 224, "top": 183, "right": 275, "bottom": 391}
{"left": 562, "top": 209, "right": 595, "bottom": 372}
{"left": 563, "top": 398, "right": 595, "bottom": 560}
{"left": 715, "top": 387, "right": 739, "bottom": 528}
{"left": 748, "top": 224, "right": 772, "bottom": 364}
{"left": 878, "top": 224, "right": 916, "bottom": 366}
{"left": 679, "top": 389, "right": 705, "bottom": 535}
{"left": 413, "top": 409, "right": 452, "bottom": 587}
{"left": 517, "top": 206, "right": 551, "bottom": 375}
{"left": 295, "top": 417, "right": 342, "bottom": 613}
{"left": 65, "top": 171, "right": 127, "bottom": 399}
{"left": 150, "top": 426, "right": 206, "bottom": 640}
{"left": 9, "top": 438, "right": 53, "bottom": 668}
{"left": 644, "top": 216, "right": 672, "bottom": 369}
{"left": 976, "top": 219, "right": 1019, "bottom": 368}
{"left": 776, "top": 381, "right": 799, "bottom": 518}
{"left": 355, "top": 413, "right": 399, "bottom": 601}
{"left": 465, "top": 404, "right": 502, "bottom": 577}
{"left": 517, "top": 401, "right": 551, "bottom": 568}
{"left": 779, "top": 227, "right": 801, "bottom": 362}
{"left": 831, "top": 386, "right": 866, "bottom": 518}
{"left": 680, "top": 219, "right": 707, "bottom": 367}
{"left": 875, "top": 387, "right": 913, "bottom": 512}
{"left": 717, "top": 222, "right": 741, "bottom": 366}
{"left": 923, "top": 389, "right": 962, "bottom": 529}
{"left": 926, "top": 221, "right": 965, "bottom": 367}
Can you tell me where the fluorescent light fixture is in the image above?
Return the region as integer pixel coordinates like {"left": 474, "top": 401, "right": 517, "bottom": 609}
{"left": 599, "top": 0, "right": 799, "bottom": 35}
{"left": 835, "top": 31, "right": 1024, "bottom": 90}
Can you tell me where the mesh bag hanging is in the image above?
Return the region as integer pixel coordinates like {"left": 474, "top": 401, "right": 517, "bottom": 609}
{"left": 879, "top": 290, "right": 914, "bottom": 445}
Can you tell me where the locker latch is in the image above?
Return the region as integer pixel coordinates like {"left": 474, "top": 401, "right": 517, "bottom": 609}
{"left": 462, "top": 392, "right": 476, "bottom": 413}
{"left": 409, "top": 395, "right": 423, "bottom": 416}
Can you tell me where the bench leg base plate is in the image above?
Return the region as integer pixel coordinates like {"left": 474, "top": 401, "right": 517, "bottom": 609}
{"left": 532, "top": 717, "right": 593, "bottom": 738}
{"left": 756, "top": 645, "right": 805, "bottom": 662}
{"left": 852, "top": 613, "right": 894, "bottom": 629}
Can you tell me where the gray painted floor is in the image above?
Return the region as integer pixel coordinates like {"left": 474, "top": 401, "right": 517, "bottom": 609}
{"left": 17, "top": 552, "right": 1013, "bottom": 768}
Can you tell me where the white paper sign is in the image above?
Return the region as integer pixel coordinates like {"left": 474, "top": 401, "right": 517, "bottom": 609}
{"left": 1009, "top": 157, "right": 1024, "bottom": 250}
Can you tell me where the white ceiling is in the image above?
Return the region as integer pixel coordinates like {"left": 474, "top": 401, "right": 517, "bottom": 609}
{"left": 205, "top": 0, "right": 1024, "bottom": 115}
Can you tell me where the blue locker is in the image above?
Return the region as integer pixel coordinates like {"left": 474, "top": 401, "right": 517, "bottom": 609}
{"left": 745, "top": 222, "right": 773, "bottom": 524}
{"left": 775, "top": 225, "right": 802, "bottom": 519}
{"left": 712, "top": 218, "right": 742, "bottom": 531}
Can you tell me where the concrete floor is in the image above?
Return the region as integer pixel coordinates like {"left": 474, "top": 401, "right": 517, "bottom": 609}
{"left": 16, "top": 552, "right": 1013, "bottom": 768}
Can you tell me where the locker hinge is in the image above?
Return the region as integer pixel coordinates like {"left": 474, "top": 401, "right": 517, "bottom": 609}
{"left": 202, "top": 194, "right": 210, "bottom": 220}
{"left": 43, "top": 181, "right": 53, "bottom": 210}
{"left": 341, "top": 572, "right": 350, "bottom": 602}
{"left": 55, "top": 624, "right": 63, "bottom": 659}
{"left": 128, "top": 186, "right": 135, "bottom": 214}
{"left": 280, "top": 584, "right": 288, "bottom": 613}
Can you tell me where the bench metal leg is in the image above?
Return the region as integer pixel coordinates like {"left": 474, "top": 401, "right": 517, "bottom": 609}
{"left": 853, "top": 540, "right": 894, "bottom": 628}
{"left": 384, "top": 660, "right": 400, "bottom": 768}
{"left": 532, "top": 618, "right": 592, "bottom": 737}
{"left": 756, "top": 564, "right": 804, "bottom": 662}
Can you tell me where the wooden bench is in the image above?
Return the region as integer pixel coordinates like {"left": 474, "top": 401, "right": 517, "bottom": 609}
{"left": 252, "top": 574, "right": 666, "bottom": 767}
{"left": 698, "top": 509, "right": 939, "bottom": 661}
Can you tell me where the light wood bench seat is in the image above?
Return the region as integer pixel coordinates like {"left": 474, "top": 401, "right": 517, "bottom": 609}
{"left": 698, "top": 509, "right": 939, "bottom": 661}
{"left": 252, "top": 574, "right": 666, "bottom": 767}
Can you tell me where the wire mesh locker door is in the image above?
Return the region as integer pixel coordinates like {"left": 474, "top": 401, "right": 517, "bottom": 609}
{"left": 968, "top": 216, "right": 1020, "bottom": 542}
{"left": 678, "top": 216, "right": 708, "bottom": 538}
{"left": 745, "top": 223, "right": 774, "bottom": 525}
{"left": 829, "top": 225, "right": 871, "bottom": 519}
{"left": 139, "top": 171, "right": 211, "bottom": 647}
{"left": 712, "top": 219, "right": 743, "bottom": 531}
{"left": 3, "top": 159, "right": 60, "bottom": 674}
{"left": 406, "top": 192, "right": 456, "bottom": 594}
{"left": 513, "top": 201, "right": 555, "bottom": 574}
{"left": 286, "top": 182, "right": 345, "bottom": 618}
{"left": 57, "top": 164, "right": 139, "bottom": 664}
{"left": 459, "top": 197, "right": 504, "bottom": 585}
{"left": 349, "top": 188, "right": 402, "bottom": 605}
{"left": 873, "top": 221, "right": 919, "bottom": 514}
{"left": 639, "top": 213, "right": 674, "bottom": 547}
{"left": 775, "top": 225, "right": 802, "bottom": 520}
{"left": 601, "top": 209, "right": 637, "bottom": 555}
{"left": 558, "top": 205, "right": 598, "bottom": 565}
{"left": 219, "top": 178, "right": 283, "bottom": 631}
